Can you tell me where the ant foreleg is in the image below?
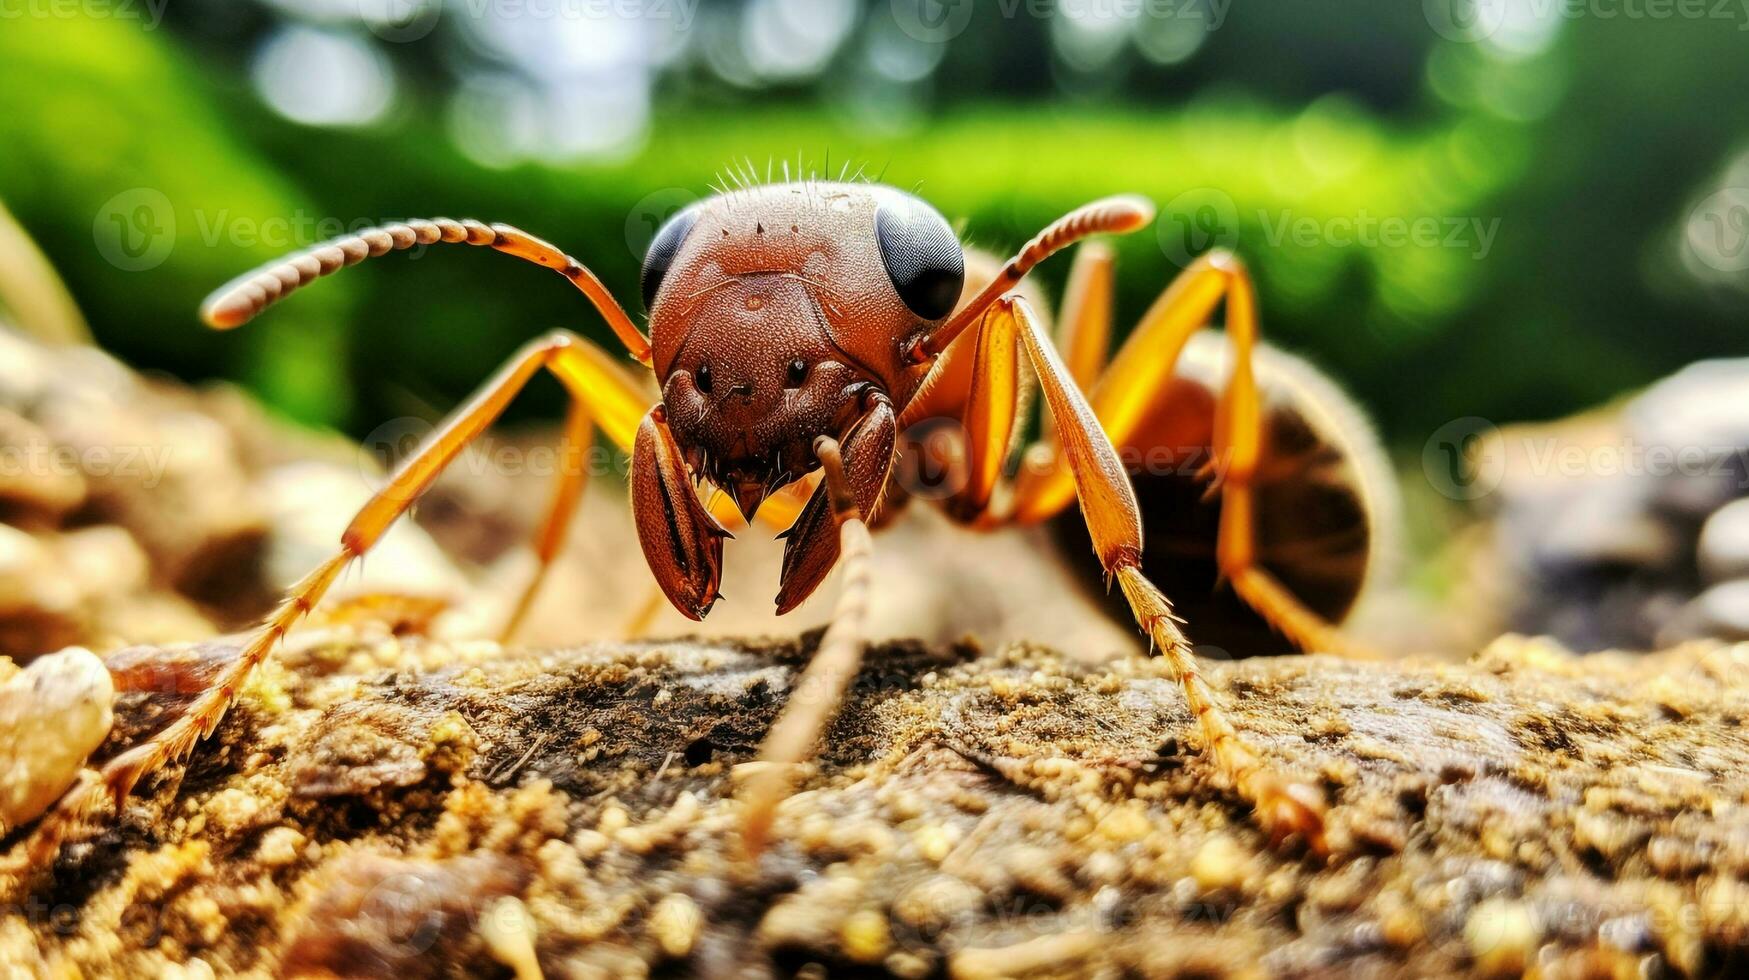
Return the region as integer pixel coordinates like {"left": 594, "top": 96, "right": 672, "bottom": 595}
{"left": 956, "top": 293, "right": 1330, "bottom": 853}
{"left": 739, "top": 434, "right": 878, "bottom": 859}
{"left": 17, "top": 330, "right": 650, "bottom": 868}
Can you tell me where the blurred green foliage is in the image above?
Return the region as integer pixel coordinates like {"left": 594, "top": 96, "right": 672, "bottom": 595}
{"left": 0, "top": 17, "right": 353, "bottom": 421}
{"left": 0, "top": 6, "right": 1745, "bottom": 453}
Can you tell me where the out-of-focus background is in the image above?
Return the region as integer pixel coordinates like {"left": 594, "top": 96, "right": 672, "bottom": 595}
{"left": 6, "top": 0, "right": 1746, "bottom": 435}
{"left": 1, "top": 0, "right": 1747, "bottom": 653}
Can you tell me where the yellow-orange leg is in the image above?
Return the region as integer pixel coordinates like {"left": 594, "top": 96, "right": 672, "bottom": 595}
{"left": 958, "top": 292, "right": 1327, "bottom": 852}
{"left": 1039, "top": 241, "right": 1116, "bottom": 446}
{"left": 739, "top": 435, "right": 875, "bottom": 858}
{"left": 500, "top": 397, "right": 596, "bottom": 643}
{"left": 1012, "top": 250, "right": 1365, "bottom": 659}
{"left": 19, "top": 330, "right": 650, "bottom": 868}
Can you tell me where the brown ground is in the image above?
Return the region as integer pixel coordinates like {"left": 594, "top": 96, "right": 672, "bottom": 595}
{"left": 5, "top": 626, "right": 1749, "bottom": 978}
{"left": 5, "top": 332, "right": 1749, "bottom": 978}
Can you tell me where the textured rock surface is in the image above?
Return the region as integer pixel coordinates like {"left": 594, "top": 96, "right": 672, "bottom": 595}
{"left": 5, "top": 628, "right": 1749, "bottom": 977}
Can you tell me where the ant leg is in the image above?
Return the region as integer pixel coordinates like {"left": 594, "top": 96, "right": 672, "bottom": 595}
{"left": 500, "top": 399, "right": 593, "bottom": 642}
{"left": 958, "top": 293, "right": 1328, "bottom": 852}
{"left": 501, "top": 399, "right": 602, "bottom": 642}
{"left": 499, "top": 336, "right": 649, "bottom": 640}
{"left": 1008, "top": 251, "right": 1373, "bottom": 659}
{"left": 901, "top": 241, "right": 1115, "bottom": 521}
{"left": 21, "top": 330, "right": 649, "bottom": 867}
{"left": 1028, "top": 239, "right": 1119, "bottom": 499}
{"left": 739, "top": 436, "right": 876, "bottom": 858}
{"left": 1047, "top": 241, "right": 1117, "bottom": 410}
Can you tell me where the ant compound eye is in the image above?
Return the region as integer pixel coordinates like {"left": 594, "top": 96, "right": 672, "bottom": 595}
{"left": 785, "top": 359, "right": 808, "bottom": 388}
{"left": 640, "top": 204, "right": 701, "bottom": 310}
{"left": 875, "top": 192, "right": 964, "bottom": 321}
{"left": 695, "top": 363, "right": 713, "bottom": 393}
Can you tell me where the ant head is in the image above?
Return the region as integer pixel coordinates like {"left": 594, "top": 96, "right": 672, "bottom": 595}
{"left": 640, "top": 181, "right": 963, "bottom": 521}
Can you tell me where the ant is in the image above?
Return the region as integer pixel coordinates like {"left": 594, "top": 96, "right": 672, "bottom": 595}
{"left": 21, "top": 173, "right": 1376, "bottom": 867}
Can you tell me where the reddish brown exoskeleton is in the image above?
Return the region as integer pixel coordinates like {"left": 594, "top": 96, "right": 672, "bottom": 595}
{"left": 24, "top": 175, "right": 1365, "bottom": 866}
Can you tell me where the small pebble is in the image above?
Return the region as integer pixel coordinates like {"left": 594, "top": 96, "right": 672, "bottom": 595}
{"left": 649, "top": 894, "right": 701, "bottom": 959}
{"left": 840, "top": 909, "right": 891, "bottom": 964}
{"left": 1464, "top": 897, "right": 1538, "bottom": 978}
{"left": 1191, "top": 835, "right": 1248, "bottom": 893}
{"left": 0, "top": 645, "right": 114, "bottom": 835}
{"left": 894, "top": 875, "right": 983, "bottom": 932}
{"left": 1700, "top": 499, "right": 1749, "bottom": 582}
{"left": 478, "top": 896, "right": 541, "bottom": 980}
{"left": 914, "top": 824, "right": 959, "bottom": 863}
{"left": 1095, "top": 803, "right": 1152, "bottom": 845}
{"left": 255, "top": 827, "right": 307, "bottom": 868}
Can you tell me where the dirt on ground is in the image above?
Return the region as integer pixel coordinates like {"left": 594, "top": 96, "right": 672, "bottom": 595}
{"left": 4, "top": 623, "right": 1749, "bottom": 979}
{"left": 5, "top": 331, "right": 1749, "bottom": 978}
